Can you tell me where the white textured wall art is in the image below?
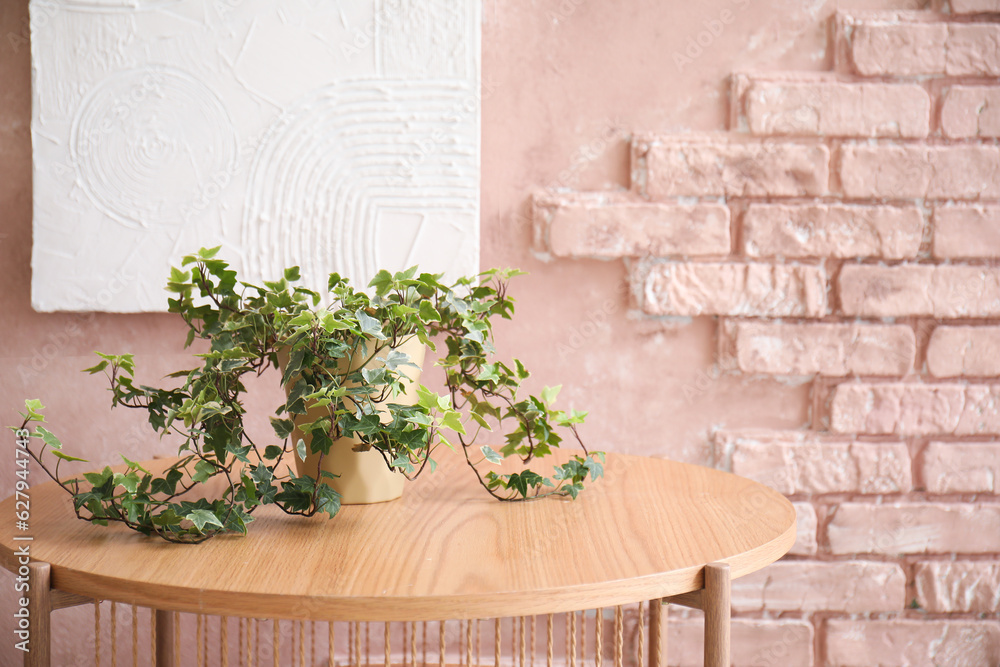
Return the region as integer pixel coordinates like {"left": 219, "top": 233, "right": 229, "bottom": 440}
{"left": 30, "top": 0, "right": 480, "bottom": 312}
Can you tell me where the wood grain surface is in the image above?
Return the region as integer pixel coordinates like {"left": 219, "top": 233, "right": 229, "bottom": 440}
{"left": 0, "top": 451, "right": 795, "bottom": 621}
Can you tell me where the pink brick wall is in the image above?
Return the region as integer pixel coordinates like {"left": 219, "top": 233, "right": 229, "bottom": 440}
{"left": 534, "top": 6, "right": 1000, "bottom": 666}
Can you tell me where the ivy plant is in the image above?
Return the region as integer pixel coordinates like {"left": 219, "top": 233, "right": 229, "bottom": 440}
{"left": 13, "top": 247, "right": 603, "bottom": 543}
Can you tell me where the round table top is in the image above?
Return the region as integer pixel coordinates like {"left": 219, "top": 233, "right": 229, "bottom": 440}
{"left": 0, "top": 451, "right": 795, "bottom": 621}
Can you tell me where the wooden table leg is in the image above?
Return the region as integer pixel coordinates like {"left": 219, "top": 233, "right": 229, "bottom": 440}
{"left": 25, "top": 561, "right": 51, "bottom": 667}
{"left": 155, "top": 609, "right": 176, "bottom": 667}
{"left": 703, "top": 563, "right": 730, "bottom": 667}
{"left": 647, "top": 600, "right": 666, "bottom": 667}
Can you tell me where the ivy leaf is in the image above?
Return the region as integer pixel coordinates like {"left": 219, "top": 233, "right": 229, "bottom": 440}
{"left": 191, "top": 459, "right": 217, "bottom": 484}
{"left": 241, "top": 474, "right": 258, "bottom": 506}
{"left": 383, "top": 349, "right": 419, "bottom": 372}
{"left": 368, "top": 269, "right": 393, "bottom": 296}
{"left": 480, "top": 445, "right": 502, "bottom": 465}
{"left": 477, "top": 364, "right": 500, "bottom": 384}
{"left": 540, "top": 385, "right": 562, "bottom": 406}
{"left": 35, "top": 426, "right": 62, "bottom": 450}
{"left": 113, "top": 472, "right": 139, "bottom": 494}
{"left": 51, "top": 450, "right": 88, "bottom": 462}
{"left": 416, "top": 386, "right": 451, "bottom": 412}
{"left": 151, "top": 469, "right": 183, "bottom": 495}
{"left": 284, "top": 266, "right": 301, "bottom": 282}
{"left": 520, "top": 470, "right": 544, "bottom": 489}
{"left": 418, "top": 300, "right": 441, "bottom": 323}
{"left": 120, "top": 455, "right": 150, "bottom": 474}
{"left": 320, "top": 312, "right": 351, "bottom": 332}
{"left": 584, "top": 456, "right": 605, "bottom": 480}
{"left": 356, "top": 309, "right": 386, "bottom": 340}
{"left": 507, "top": 472, "right": 528, "bottom": 497}
{"left": 287, "top": 311, "right": 314, "bottom": 328}
{"left": 270, "top": 417, "right": 294, "bottom": 440}
{"left": 186, "top": 508, "right": 223, "bottom": 533}
{"left": 439, "top": 411, "right": 466, "bottom": 435}
{"left": 82, "top": 360, "right": 109, "bottom": 374}
{"left": 151, "top": 508, "right": 182, "bottom": 527}
{"left": 295, "top": 438, "right": 308, "bottom": 461}
{"left": 22, "top": 399, "right": 46, "bottom": 422}
{"left": 469, "top": 410, "right": 493, "bottom": 431}
{"left": 83, "top": 467, "right": 113, "bottom": 488}
{"left": 314, "top": 483, "right": 342, "bottom": 518}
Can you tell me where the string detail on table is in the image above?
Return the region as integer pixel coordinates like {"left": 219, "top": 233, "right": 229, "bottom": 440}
{"left": 273, "top": 619, "right": 281, "bottom": 667}
{"left": 439, "top": 618, "right": 447, "bottom": 667}
{"left": 613, "top": 607, "right": 623, "bottom": 667}
{"left": 546, "top": 614, "right": 553, "bottom": 667}
{"left": 411, "top": 621, "right": 418, "bottom": 667}
{"left": 385, "top": 620, "right": 392, "bottom": 667}
{"left": 65, "top": 603, "right": 668, "bottom": 667}
{"left": 111, "top": 601, "right": 118, "bottom": 667}
{"left": 636, "top": 602, "right": 644, "bottom": 667}
{"left": 595, "top": 608, "right": 603, "bottom": 667}
{"left": 518, "top": 617, "right": 526, "bottom": 667}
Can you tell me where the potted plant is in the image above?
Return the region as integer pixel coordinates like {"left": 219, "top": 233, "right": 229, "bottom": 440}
{"left": 13, "top": 247, "right": 604, "bottom": 543}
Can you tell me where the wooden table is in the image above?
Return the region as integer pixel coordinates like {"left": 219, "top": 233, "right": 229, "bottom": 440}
{"left": 0, "top": 451, "right": 796, "bottom": 667}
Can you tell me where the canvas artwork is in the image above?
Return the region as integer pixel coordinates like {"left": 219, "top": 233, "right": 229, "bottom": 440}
{"left": 29, "top": 0, "right": 480, "bottom": 312}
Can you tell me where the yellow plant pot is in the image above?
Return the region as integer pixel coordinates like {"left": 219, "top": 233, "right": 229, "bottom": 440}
{"left": 277, "top": 335, "right": 426, "bottom": 504}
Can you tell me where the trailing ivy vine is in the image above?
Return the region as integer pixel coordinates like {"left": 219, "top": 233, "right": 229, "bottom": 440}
{"left": 13, "top": 247, "right": 603, "bottom": 543}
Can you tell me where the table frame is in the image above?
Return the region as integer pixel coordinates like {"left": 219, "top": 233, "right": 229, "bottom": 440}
{"left": 23, "top": 561, "right": 732, "bottom": 667}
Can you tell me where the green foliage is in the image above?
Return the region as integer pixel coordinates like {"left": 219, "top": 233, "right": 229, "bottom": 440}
{"left": 14, "top": 249, "right": 602, "bottom": 544}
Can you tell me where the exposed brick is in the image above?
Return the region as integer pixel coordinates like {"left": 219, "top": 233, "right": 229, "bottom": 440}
{"left": 839, "top": 144, "right": 1000, "bottom": 199}
{"left": 915, "top": 561, "right": 1000, "bottom": 613}
{"left": 639, "top": 262, "right": 826, "bottom": 317}
{"left": 638, "top": 137, "right": 829, "bottom": 198}
{"left": 948, "top": 24, "right": 1000, "bottom": 76}
{"left": 933, "top": 205, "right": 1000, "bottom": 259}
{"left": 847, "top": 16, "right": 1000, "bottom": 77}
{"left": 849, "top": 20, "right": 948, "bottom": 76}
{"left": 831, "top": 382, "right": 1000, "bottom": 436}
{"left": 744, "top": 203, "right": 923, "bottom": 259}
{"left": 533, "top": 194, "right": 730, "bottom": 259}
{"left": 741, "top": 77, "right": 930, "bottom": 137}
{"left": 732, "top": 561, "right": 905, "bottom": 612}
{"left": 826, "top": 620, "right": 1000, "bottom": 667}
{"left": 941, "top": 86, "right": 1000, "bottom": 138}
{"left": 720, "top": 321, "right": 915, "bottom": 376}
{"left": 667, "top": 619, "right": 813, "bottom": 667}
{"left": 838, "top": 264, "right": 1000, "bottom": 318}
{"left": 952, "top": 0, "right": 1000, "bottom": 12}
{"left": 790, "top": 502, "right": 818, "bottom": 556}
{"left": 723, "top": 430, "right": 912, "bottom": 494}
{"left": 927, "top": 326, "right": 1000, "bottom": 377}
{"left": 827, "top": 502, "right": 1000, "bottom": 554}
{"left": 923, "top": 442, "right": 1000, "bottom": 493}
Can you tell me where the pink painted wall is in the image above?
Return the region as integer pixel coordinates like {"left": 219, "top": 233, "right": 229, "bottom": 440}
{"left": 3, "top": 0, "right": 1000, "bottom": 664}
